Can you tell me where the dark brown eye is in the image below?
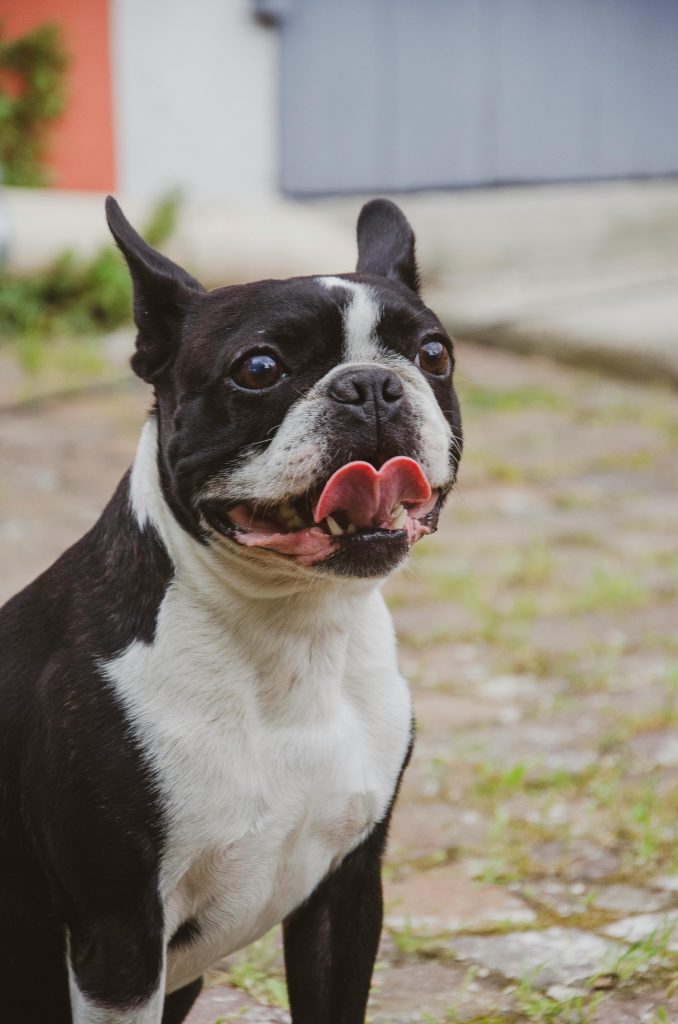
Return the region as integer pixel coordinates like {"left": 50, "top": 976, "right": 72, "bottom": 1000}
{"left": 416, "top": 339, "right": 450, "bottom": 376}
{"left": 233, "top": 352, "right": 282, "bottom": 390}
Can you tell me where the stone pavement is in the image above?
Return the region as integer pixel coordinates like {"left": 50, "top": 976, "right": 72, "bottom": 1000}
{"left": 324, "top": 181, "right": 678, "bottom": 388}
{"left": 1, "top": 343, "right": 677, "bottom": 1022}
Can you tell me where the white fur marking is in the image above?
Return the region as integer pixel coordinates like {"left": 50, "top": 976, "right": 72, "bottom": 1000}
{"left": 68, "top": 961, "right": 165, "bottom": 1023}
{"left": 318, "top": 276, "right": 383, "bottom": 363}
{"left": 104, "top": 424, "right": 412, "bottom": 994}
{"left": 129, "top": 419, "right": 158, "bottom": 530}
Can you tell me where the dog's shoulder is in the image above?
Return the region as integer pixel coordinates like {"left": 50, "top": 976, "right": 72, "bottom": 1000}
{"left": 0, "top": 471, "right": 173, "bottom": 849}
{"left": 0, "top": 470, "right": 173, "bottom": 668}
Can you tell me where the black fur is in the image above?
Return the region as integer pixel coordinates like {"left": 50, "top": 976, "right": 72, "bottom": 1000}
{"left": 161, "top": 979, "right": 203, "bottom": 1024}
{"left": 356, "top": 199, "right": 420, "bottom": 293}
{"left": 0, "top": 481, "right": 171, "bottom": 1020}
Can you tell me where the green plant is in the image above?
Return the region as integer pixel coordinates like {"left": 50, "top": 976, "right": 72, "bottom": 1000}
{"left": 0, "top": 191, "right": 181, "bottom": 365}
{"left": 0, "top": 21, "right": 68, "bottom": 185}
{"left": 515, "top": 973, "right": 604, "bottom": 1023}
{"left": 605, "top": 922, "right": 677, "bottom": 983}
{"left": 225, "top": 930, "right": 288, "bottom": 1009}
{"left": 386, "top": 919, "right": 449, "bottom": 958}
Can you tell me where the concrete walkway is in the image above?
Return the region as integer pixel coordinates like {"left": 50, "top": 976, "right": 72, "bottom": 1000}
{"left": 4, "top": 179, "right": 678, "bottom": 384}
{"left": 324, "top": 180, "right": 678, "bottom": 386}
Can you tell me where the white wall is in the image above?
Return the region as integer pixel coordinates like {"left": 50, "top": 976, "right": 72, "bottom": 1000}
{"left": 111, "top": 0, "right": 278, "bottom": 201}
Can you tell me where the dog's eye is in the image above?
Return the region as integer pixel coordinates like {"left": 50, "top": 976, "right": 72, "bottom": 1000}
{"left": 233, "top": 352, "right": 283, "bottom": 390}
{"left": 416, "top": 339, "right": 450, "bottom": 376}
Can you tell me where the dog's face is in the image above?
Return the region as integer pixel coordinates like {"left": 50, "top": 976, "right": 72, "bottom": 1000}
{"left": 107, "top": 198, "right": 462, "bottom": 578}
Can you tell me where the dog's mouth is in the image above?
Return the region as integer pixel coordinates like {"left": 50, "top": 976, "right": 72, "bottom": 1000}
{"left": 203, "top": 457, "right": 441, "bottom": 566}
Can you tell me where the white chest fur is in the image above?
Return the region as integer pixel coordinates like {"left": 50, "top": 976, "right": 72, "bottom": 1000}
{"left": 102, "top": 558, "right": 411, "bottom": 994}
{"left": 101, "top": 421, "right": 412, "bottom": 992}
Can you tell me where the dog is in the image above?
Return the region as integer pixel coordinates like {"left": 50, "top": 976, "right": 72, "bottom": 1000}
{"left": 0, "top": 197, "right": 462, "bottom": 1023}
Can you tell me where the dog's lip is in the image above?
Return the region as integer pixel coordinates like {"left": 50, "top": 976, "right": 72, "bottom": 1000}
{"left": 203, "top": 489, "right": 443, "bottom": 567}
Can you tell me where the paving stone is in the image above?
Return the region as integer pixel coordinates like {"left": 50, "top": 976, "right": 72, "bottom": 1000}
{"left": 602, "top": 910, "right": 678, "bottom": 951}
{"left": 388, "top": 800, "right": 475, "bottom": 861}
{"left": 652, "top": 874, "right": 678, "bottom": 892}
{"left": 413, "top": 691, "right": 507, "bottom": 731}
{"left": 629, "top": 730, "right": 678, "bottom": 768}
{"left": 385, "top": 864, "right": 535, "bottom": 933}
{"left": 477, "top": 674, "right": 541, "bottom": 702}
{"left": 390, "top": 602, "right": 475, "bottom": 644}
{"left": 186, "top": 984, "right": 289, "bottom": 1023}
{"left": 399, "top": 643, "right": 489, "bottom": 689}
{"left": 453, "top": 927, "right": 625, "bottom": 987}
{"left": 592, "top": 991, "right": 678, "bottom": 1024}
{"left": 460, "top": 721, "right": 598, "bottom": 773}
{"left": 368, "top": 959, "right": 516, "bottom": 1023}
{"left": 529, "top": 839, "right": 621, "bottom": 882}
{"left": 522, "top": 880, "right": 591, "bottom": 918}
{"left": 591, "top": 884, "right": 672, "bottom": 915}
{"left": 546, "top": 983, "right": 589, "bottom": 1001}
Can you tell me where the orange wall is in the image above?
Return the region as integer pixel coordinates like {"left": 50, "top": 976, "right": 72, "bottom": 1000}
{"left": 0, "top": 0, "right": 115, "bottom": 190}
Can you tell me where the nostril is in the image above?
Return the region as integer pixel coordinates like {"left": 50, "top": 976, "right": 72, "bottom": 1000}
{"left": 382, "top": 374, "right": 404, "bottom": 403}
{"left": 329, "top": 376, "right": 368, "bottom": 405}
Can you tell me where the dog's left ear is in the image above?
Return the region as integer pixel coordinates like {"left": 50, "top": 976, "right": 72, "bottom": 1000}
{"left": 356, "top": 198, "right": 419, "bottom": 293}
{"left": 106, "top": 196, "right": 205, "bottom": 382}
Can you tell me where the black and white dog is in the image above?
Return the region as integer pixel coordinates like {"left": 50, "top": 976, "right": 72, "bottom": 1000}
{"left": 0, "top": 198, "right": 462, "bottom": 1023}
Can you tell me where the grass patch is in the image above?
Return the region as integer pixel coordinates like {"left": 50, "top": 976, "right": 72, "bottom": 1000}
{"left": 568, "top": 567, "right": 649, "bottom": 614}
{"left": 223, "top": 929, "right": 288, "bottom": 1009}
{"left": 387, "top": 919, "right": 453, "bottom": 959}
{"left": 459, "top": 382, "right": 565, "bottom": 413}
{"left": 605, "top": 922, "right": 677, "bottom": 984}
{"left": 515, "top": 975, "right": 604, "bottom": 1023}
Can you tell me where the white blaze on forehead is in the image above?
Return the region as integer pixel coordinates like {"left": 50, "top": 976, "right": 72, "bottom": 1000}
{"left": 317, "top": 276, "right": 453, "bottom": 488}
{"left": 318, "top": 276, "right": 382, "bottom": 363}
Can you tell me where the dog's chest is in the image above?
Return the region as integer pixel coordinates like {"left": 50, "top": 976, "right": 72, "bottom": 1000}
{"left": 103, "top": 580, "right": 410, "bottom": 993}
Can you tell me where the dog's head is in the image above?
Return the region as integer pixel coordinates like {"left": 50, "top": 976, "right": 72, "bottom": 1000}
{"left": 107, "top": 197, "right": 462, "bottom": 579}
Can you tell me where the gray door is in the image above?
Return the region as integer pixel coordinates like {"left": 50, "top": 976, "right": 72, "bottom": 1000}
{"left": 277, "top": 0, "right": 678, "bottom": 195}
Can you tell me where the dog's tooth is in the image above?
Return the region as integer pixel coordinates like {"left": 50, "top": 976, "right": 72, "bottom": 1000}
{"left": 326, "top": 515, "right": 344, "bottom": 536}
{"left": 391, "top": 503, "right": 405, "bottom": 518}
{"left": 346, "top": 523, "right": 357, "bottom": 535}
{"left": 288, "top": 513, "right": 306, "bottom": 529}
{"left": 392, "top": 508, "right": 408, "bottom": 529}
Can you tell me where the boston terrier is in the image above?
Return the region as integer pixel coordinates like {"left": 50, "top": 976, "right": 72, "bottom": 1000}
{"left": 0, "top": 198, "right": 462, "bottom": 1023}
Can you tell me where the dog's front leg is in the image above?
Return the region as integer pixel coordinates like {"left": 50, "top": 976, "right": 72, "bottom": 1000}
{"left": 283, "top": 818, "right": 388, "bottom": 1024}
{"left": 67, "top": 908, "right": 166, "bottom": 1023}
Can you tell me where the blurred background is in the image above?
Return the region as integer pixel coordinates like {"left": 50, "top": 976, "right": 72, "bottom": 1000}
{"left": 1, "top": 0, "right": 678, "bottom": 381}
{"left": 1, "top": 2, "right": 678, "bottom": 1022}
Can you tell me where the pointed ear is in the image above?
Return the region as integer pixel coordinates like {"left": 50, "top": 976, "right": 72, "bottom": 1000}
{"left": 105, "top": 196, "right": 205, "bottom": 382}
{"left": 356, "top": 199, "right": 419, "bottom": 293}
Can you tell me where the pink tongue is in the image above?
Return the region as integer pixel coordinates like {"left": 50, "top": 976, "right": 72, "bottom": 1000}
{"left": 314, "top": 457, "right": 432, "bottom": 528}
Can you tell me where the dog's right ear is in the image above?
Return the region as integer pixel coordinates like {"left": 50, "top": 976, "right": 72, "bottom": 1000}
{"left": 356, "top": 198, "right": 419, "bottom": 293}
{"left": 106, "top": 196, "right": 204, "bottom": 383}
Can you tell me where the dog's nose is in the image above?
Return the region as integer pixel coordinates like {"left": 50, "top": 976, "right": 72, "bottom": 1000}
{"left": 328, "top": 367, "right": 404, "bottom": 414}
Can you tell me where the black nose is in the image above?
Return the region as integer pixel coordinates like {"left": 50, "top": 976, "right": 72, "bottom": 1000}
{"left": 328, "top": 366, "right": 404, "bottom": 414}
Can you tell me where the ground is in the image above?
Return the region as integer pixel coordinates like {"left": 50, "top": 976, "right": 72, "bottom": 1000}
{"left": 1, "top": 342, "right": 677, "bottom": 1023}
